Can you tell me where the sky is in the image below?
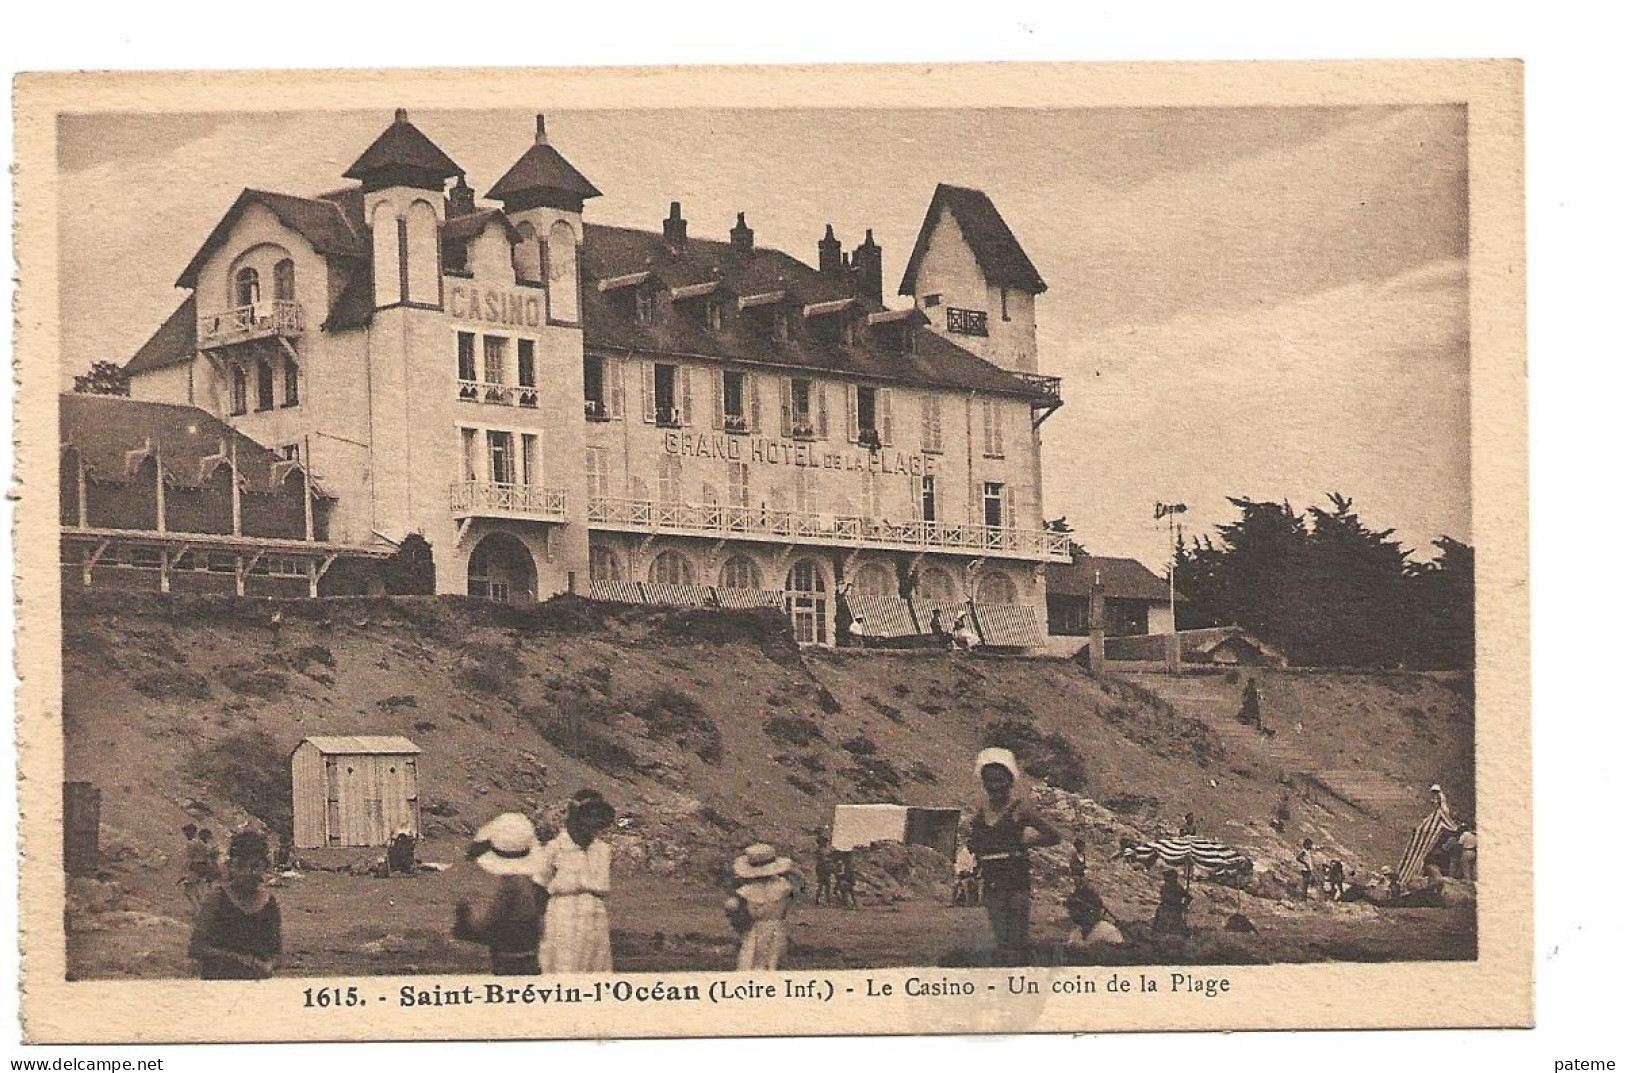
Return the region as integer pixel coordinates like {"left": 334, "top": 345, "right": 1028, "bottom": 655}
{"left": 56, "top": 105, "right": 1469, "bottom": 568}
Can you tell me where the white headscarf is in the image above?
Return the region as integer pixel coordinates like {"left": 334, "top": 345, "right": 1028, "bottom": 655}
{"left": 974, "top": 747, "right": 1022, "bottom": 787}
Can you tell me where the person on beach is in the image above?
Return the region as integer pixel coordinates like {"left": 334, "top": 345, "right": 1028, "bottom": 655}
{"left": 1151, "top": 869, "right": 1192, "bottom": 935}
{"left": 453, "top": 812, "right": 547, "bottom": 975}
{"left": 534, "top": 790, "right": 616, "bottom": 973}
{"left": 178, "top": 824, "right": 217, "bottom": 909}
{"left": 1296, "top": 838, "right": 1318, "bottom": 898}
{"left": 965, "top": 747, "right": 1061, "bottom": 965}
{"left": 1179, "top": 812, "right": 1198, "bottom": 837}
{"left": 725, "top": 843, "right": 798, "bottom": 971}
{"left": 187, "top": 829, "right": 281, "bottom": 979}
{"left": 812, "top": 831, "right": 834, "bottom": 906}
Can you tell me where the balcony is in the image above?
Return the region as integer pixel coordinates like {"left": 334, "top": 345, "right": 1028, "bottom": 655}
{"left": 586, "top": 497, "right": 1071, "bottom": 562}
{"left": 945, "top": 307, "right": 989, "bottom": 337}
{"left": 584, "top": 399, "right": 611, "bottom": 421}
{"left": 198, "top": 301, "right": 304, "bottom": 350}
{"left": 723, "top": 414, "right": 749, "bottom": 434}
{"left": 458, "top": 381, "right": 514, "bottom": 406}
{"left": 517, "top": 386, "right": 539, "bottom": 409}
{"left": 655, "top": 406, "right": 683, "bottom": 429}
{"left": 1012, "top": 372, "right": 1064, "bottom": 426}
{"left": 450, "top": 481, "right": 568, "bottom": 521}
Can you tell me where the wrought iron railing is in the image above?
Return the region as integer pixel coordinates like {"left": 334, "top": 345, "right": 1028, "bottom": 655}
{"left": 945, "top": 307, "right": 989, "bottom": 337}
{"left": 586, "top": 497, "right": 1070, "bottom": 560}
{"left": 1012, "top": 373, "right": 1063, "bottom": 401}
{"left": 450, "top": 481, "right": 568, "bottom": 519}
{"left": 198, "top": 301, "right": 305, "bottom": 349}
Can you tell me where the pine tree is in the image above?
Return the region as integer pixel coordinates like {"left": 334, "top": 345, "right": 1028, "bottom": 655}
{"left": 72, "top": 360, "right": 130, "bottom": 396}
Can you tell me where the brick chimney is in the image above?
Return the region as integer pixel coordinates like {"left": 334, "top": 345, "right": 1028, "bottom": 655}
{"left": 852, "top": 229, "right": 882, "bottom": 303}
{"left": 730, "top": 212, "right": 754, "bottom": 253}
{"left": 818, "top": 224, "right": 842, "bottom": 275}
{"left": 663, "top": 201, "right": 687, "bottom": 250}
{"left": 446, "top": 174, "right": 476, "bottom": 218}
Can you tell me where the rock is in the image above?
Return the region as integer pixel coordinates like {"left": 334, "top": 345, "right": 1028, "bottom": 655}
{"left": 1224, "top": 913, "right": 1257, "bottom": 933}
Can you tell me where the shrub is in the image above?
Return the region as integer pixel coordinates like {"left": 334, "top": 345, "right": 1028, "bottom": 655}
{"left": 633, "top": 689, "right": 724, "bottom": 764}
{"left": 787, "top": 774, "right": 820, "bottom": 797}
{"left": 188, "top": 729, "right": 292, "bottom": 837}
{"left": 219, "top": 663, "right": 289, "bottom": 699}
{"left": 519, "top": 701, "right": 637, "bottom": 774}
{"left": 840, "top": 734, "right": 878, "bottom": 757}
{"left": 698, "top": 805, "right": 741, "bottom": 832}
{"left": 907, "top": 760, "right": 938, "bottom": 784}
{"left": 983, "top": 718, "right": 1088, "bottom": 793}
{"left": 379, "top": 694, "right": 418, "bottom": 710}
{"left": 863, "top": 695, "right": 907, "bottom": 724}
{"left": 814, "top": 687, "right": 842, "bottom": 714}
{"left": 763, "top": 714, "right": 824, "bottom": 747}
{"left": 290, "top": 644, "right": 335, "bottom": 675}
{"left": 457, "top": 644, "right": 521, "bottom": 695}
{"left": 132, "top": 667, "right": 210, "bottom": 701}
{"left": 843, "top": 756, "right": 903, "bottom": 801}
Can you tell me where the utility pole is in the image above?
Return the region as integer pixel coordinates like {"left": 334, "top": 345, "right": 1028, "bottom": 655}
{"left": 1154, "top": 501, "right": 1187, "bottom": 671}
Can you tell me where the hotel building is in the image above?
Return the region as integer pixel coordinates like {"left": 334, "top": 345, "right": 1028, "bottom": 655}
{"left": 104, "top": 110, "right": 1068, "bottom": 644}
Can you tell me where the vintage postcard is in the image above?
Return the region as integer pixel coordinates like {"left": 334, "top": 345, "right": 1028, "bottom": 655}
{"left": 12, "top": 60, "right": 1528, "bottom": 1043}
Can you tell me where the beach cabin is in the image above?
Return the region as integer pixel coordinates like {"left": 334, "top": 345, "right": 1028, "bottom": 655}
{"left": 291, "top": 736, "right": 421, "bottom": 849}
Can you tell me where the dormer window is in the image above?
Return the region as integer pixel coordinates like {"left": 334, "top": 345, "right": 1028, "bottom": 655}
{"left": 705, "top": 298, "right": 723, "bottom": 332}
{"left": 274, "top": 259, "right": 296, "bottom": 302}
{"left": 773, "top": 309, "right": 790, "bottom": 344}
{"left": 635, "top": 288, "right": 654, "bottom": 325}
{"left": 234, "top": 267, "right": 260, "bottom": 309}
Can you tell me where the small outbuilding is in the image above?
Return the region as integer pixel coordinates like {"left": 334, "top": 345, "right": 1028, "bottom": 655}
{"left": 830, "top": 803, "right": 962, "bottom": 861}
{"left": 291, "top": 736, "right": 422, "bottom": 849}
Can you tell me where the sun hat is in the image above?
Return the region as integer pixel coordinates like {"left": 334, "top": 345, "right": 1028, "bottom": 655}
{"left": 1429, "top": 783, "right": 1443, "bottom": 792}
{"left": 471, "top": 812, "right": 545, "bottom": 876}
{"left": 733, "top": 842, "right": 795, "bottom": 880}
{"left": 974, "top": 746, "right": 1021, "bottom": 783}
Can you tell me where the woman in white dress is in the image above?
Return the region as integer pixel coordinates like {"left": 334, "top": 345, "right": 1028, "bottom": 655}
{"left": 534, "top": 790, "right": 616, "bottom": 974}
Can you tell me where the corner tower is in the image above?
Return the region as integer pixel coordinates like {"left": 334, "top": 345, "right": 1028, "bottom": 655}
{"left": 486, "top": 113, "right": 601, "bottom": 325}
{"left": 343, "top": 108, "right": 462, "bottom": 310}
{"left": 899, "top": 183, "right": 1047, "bottom": 374}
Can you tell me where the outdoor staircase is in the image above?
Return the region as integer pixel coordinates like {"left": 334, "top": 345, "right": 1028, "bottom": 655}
{"left": 1115, "top": 671, "right": 1420, "bottom": 819}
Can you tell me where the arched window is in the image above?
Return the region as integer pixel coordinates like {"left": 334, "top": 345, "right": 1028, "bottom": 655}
{"left": 977, "top": 570, "right": 1018, "bottom": 604}
{"left": 720, "top": 555, "right": 761, "bottom": 590}
{"left": 589, "top": 545, "right": 623, "bottom": 582}
{"left": 273, "top": 259, "right": 296, "bottom": 301}
{"left": 649, "top": 550, "right": 695, "bottom": 586}
{"left": 548, "top": 220, "right": 579, "bottom": 322}
{"left": 850, "top": 562, "right": 895, "bottom": 597}
{"left": 916, "top": 566, "right": 956, "bottom": 603}
{"left": 234, "top": 267, "right": 260, "bottom": 308}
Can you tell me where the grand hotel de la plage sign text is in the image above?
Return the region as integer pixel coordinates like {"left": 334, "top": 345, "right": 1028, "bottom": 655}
{"left": 665, "top": 430, "right": 932, "bottom": 477}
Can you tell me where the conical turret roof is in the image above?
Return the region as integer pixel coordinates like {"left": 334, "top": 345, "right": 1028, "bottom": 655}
{"left": 486, "top": 114, "right": 602, "bottom": 212}
{"left": 343, "top": 109, "right": 462, "bottom": 192}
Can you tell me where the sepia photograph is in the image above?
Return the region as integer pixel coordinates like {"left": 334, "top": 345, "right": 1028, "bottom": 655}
{"left": 12, "top": 60, "right": 1529, "bottom": 1043}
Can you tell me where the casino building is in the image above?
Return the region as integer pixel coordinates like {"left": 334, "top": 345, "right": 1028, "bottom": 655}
{"left": 111, "top": 109, "right": 1068, "bottom": 645}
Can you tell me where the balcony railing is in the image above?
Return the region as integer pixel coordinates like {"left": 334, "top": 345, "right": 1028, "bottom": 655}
{"left": 517, "top": 386, "right": 539, "bottom": 409}
{"left": 586, "top": 497, "right": 1071, "bottom": 561}
{"left": 1013, "top": 373, "right": 1063, "bottom": 402}
{"left": 458, "top": 381, "right": 514, "bottom": 405}
{"left": 945, "top": 307, "right": 989, "bottom": 337}
{"left": 198, "top": 301, "right": 305, "bottom": 349}
{"left": 451, "top": 481, "right": 568, "bottom": 520}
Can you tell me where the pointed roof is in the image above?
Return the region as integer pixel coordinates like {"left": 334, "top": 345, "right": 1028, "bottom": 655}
{"left": 486, "top": 114, "right": 602, "bottom": 212}
{"left": 342, "top": 108, "right": 462, "bottom": 191}
{"left": 899, "top": 183, "right": 1047, "bottom": 296}
{"left": 123, "top": 296, "right": 197, "bottom": 375}
{"left": 174, "top": 188, "right": 367, "bottom": 288}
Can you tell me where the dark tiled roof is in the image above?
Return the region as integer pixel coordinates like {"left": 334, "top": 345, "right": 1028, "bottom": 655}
{"left": 123, "top": 296, "right": 197, "bottom": 375}
{"left": 59, "top": 393, "right": 318, "bottom": 495}
{"left": 1047, "top": 553, "right": 1171, "bottom": 601}
{"left": 580, "top": 223, "right": 1046, "bottom": 398}
{"left": 442, "top": 207, "right": 515, "bottom": 245}
{"left": 324, "top": 262, "right": 374, "bottom": 332}
{"left": 899, "top": 184, "right": 1047, "bottom": 296}
{"left": 342, "top": 111, "right": 462, "bottom": 185}
{"left": 175, "top": 189, "right": 368, "bottom": 288}
{"left": 487, "top": 141, "right": 602, "bottom": 204}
